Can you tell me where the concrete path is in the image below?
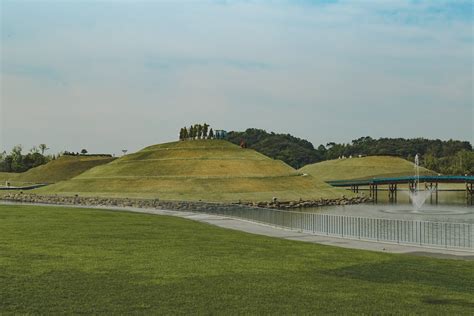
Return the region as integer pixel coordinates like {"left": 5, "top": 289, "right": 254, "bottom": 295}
{"left": 2, "top": 201, "right": 473, "bottom": 260}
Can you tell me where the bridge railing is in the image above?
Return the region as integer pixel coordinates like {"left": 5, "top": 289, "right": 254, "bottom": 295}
{"left": 192, "top": 206, "right": 473, "bottom": 251}
{"left": 327, "top": 175, "right": 474, "bottom": 187}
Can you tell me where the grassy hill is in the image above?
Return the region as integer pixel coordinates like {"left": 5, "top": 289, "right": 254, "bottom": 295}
{"left": 0, "top": 155, "right": 115, "bottom": 185}
{"left": 0, "top": 172, "right": 19, "bottom": 184}
{"left": 37, "top": 140, "right": 347, "bottom": 202}
{"left": 300, "top": 156, "right": 436, "bottom": 181}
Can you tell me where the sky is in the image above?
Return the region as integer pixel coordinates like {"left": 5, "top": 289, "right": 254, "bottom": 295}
{"left": 1, "top": 0, "right": 473, "bottom": 156}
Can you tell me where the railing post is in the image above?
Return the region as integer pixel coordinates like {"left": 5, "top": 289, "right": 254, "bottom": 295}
{"left": 397, "top": 220, "right": 400, "bottom": 244}
{"left": 358, "top": 217, "right": 361, "bottom": 239}
{"left": 469, "top": 223, "right": 472, "bottom": 249}
{"left": 445, "top": 223, "right": 448, "bottom": 248}
{"left": 376, "top": 218, "right": 379, "bottom": 241}
{"left": 326, "top": 215, "right": 329, "bottom": 235}
{"left": 419, "top": 221, "right": 422, "bottom": 246}
{"left": 341, "top": 216, "right": 344, "bottom": 238}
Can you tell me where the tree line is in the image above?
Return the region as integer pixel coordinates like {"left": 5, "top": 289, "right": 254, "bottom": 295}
{"left": 179, "top": 123, "right": 216, "bottom": 140}
{"left": 322, "top": 136, "right": 473, "bottom": 175}
{"left": 3, "top": 129, "right": 472, "bottom": 175}
{"left": 0, "top": 144, "right": 51, "bottom": 173}
{"left": 0, "top": 145, "right": 112, "bottom": 173}
{"left": 227, "top": 129, "right": 320, "bottom": 169}
{"left": 226, "top": 129, "right": 473, "bottom": 174}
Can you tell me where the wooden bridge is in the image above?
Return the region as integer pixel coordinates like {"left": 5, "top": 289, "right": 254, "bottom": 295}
{"left": 326, "top": 175, "right": 474, "bottom": 205}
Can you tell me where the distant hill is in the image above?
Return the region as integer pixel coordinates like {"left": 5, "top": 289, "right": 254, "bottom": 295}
{"left": 0, "top": 155, "right": 115, "bottom": 185}
{"left": 299, "top": 156, "right": 436, "bottom": 181}
{"left": 226, "top": 129, "right": 472, "bottom": 174}
{"left": 226, "top": 129, "right": 322, "bottom": 169}
{"left": 37, "top": 140, "right": 348, "bottom": 202}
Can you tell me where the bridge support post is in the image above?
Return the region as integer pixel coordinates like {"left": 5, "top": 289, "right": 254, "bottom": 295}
{"left": 374, "top": 184, "right": 378, "bottom": 203}
{"left": 369, "top": 184, "right": 378, "bottom": 203}
{"left": 409, "top": 181, "right": 415, "bottom": 192}
{"left": 350, "top": 185, "right": 359, "bottom": 193}
{"left": 427, "top": 183, "right": 432, "bottom": 204}
{"left": 467, "top": 183, "right": 474, "bottom": 206}
{"left": 376, "top": 185, "right": 378, "bottom": 203}
{"left": 425, "top": 182, "right": 438, "bottom": 205}
{"left": 388, "top": 184, "right": 397, "bottom": 203}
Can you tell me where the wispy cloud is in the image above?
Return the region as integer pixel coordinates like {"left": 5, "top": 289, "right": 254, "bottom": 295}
{"left": 2, "top": 63, "right": 64, "bottom": 83}
{"left": 144, "top": 56, "right": 271, "bottom": 71}
{"left": 1, "top": 0, "right": 472, "bottom": 154}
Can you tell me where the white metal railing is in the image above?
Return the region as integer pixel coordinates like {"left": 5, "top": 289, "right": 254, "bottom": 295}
{"left": 193, "top": 206, "right": 473, "bottom": 250}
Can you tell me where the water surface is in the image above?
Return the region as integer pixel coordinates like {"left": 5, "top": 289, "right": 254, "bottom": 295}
{"left": 304, "top": 190, "right": 473, "bottom": 224}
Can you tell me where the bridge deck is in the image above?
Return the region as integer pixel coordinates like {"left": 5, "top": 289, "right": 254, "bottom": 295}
{"left": 327, "top": 175, "right": 474, "bottom": 187}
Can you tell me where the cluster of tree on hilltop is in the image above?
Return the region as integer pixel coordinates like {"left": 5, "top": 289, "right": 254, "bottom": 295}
{"left": 62, "top": 149, "right": 112, "bottom": 157}
{"left": 226, "top": 129, "right": 473, "bottom": 174}
{"left": 0, "top": 145, "right": 113, "bottom": 173}
{"left": 179, "top": 123, "right": 217, "bottom": 140}
{"left": 0, "top": 144, "right": 51, "bottom": 173}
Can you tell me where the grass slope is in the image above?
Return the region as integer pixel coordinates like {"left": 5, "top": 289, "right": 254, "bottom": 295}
{"left": 1, "top": 204, "right": 473, "bottom": 314}
{"left": 0, "top": 172, "right": 19, "bottom": 184}
{"left": 0, "top": 156, "right": 115, "bottom": 185}
{"left": 38, "top": 140, "right": 346, "bottom": 201}
{"left": 300, "top": 156, "right": 436, "bottom": 181}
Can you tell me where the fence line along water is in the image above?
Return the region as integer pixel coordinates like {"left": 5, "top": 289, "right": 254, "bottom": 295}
{"left": 197, "top": 206, "right": 473, "bottom": 251}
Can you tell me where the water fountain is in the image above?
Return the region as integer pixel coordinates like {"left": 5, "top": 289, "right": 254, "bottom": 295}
{"left": 381, "top": 155, "right": 470, "bottom": 215}
{"left": 408, "top": 154, "right": 434, "bottom": 212}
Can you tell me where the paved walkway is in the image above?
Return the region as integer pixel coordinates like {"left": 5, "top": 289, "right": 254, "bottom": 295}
{"left": 2, "top": 201, "right": 473, "bottom": 260}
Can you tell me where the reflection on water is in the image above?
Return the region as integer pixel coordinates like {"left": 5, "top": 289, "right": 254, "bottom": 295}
{"left": 372, "top": 190, "right": 468, "bottom": 205}
{"left": 303, "top": 191, "right": 474, "bottom": 224}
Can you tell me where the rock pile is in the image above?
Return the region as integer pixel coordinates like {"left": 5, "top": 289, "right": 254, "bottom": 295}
{"left": 238, "top": 196, "right": 372, "bottom": 209}
{"left": 0, "top": 192, "right": 371, "bottom": 212}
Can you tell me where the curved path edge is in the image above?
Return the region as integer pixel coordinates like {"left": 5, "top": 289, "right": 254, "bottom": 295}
{"left": 1, "top": 201, "right": 473, "bottom": 261}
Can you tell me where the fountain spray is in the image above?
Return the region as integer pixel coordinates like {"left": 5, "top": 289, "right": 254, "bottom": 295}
{"left": 409, "top": 153, "right": 433, "bottom": 211}
{"left": 414, "top": 154, "right": 420, "bottom": 192}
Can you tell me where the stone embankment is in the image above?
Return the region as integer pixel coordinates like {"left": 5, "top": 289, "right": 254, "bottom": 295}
{"left": 0, "top": 193, "right": 372, "bottom": 212}
{"left": 240, "top": 196, "right": 372, "bottom": 209}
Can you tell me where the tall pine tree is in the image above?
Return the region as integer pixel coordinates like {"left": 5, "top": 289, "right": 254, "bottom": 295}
{"left": 196, "top": 124, "right": 203, "bottom": 139}
{"left": 203, "top": 123, "right": 209, "bottom": 139}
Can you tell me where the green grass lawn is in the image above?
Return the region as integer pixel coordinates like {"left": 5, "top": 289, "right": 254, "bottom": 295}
{"left": 300, "top": 156, "right": 436, "bottom": 181}
{"left": 1, "top": 204, "right": 473, "bottom": 314}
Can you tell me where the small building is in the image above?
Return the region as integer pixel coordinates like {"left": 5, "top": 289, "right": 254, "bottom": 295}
{"left": 215, "top": 130, "right": 228, "bottom": 139}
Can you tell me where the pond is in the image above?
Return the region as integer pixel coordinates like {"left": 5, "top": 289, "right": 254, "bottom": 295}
{"left": 303, "top": 190, "right": 474, "bottom": 224}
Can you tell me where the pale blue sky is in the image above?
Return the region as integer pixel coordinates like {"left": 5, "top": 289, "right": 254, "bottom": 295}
{"left": 1, "top": 0, "right": 472, "bottom": 155}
